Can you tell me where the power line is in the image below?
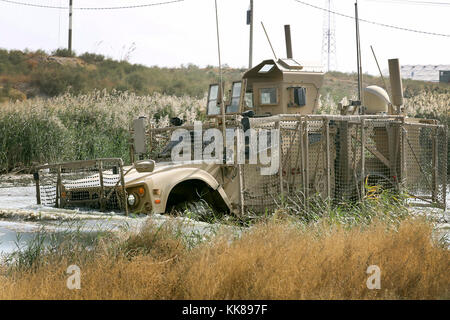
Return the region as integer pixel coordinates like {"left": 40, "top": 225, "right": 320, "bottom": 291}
{"left": 293, "top": 0, "right": 450, "bottom": 38}
{"left": 363, "top": 0, "right": 450, "bottom": 6}
{"left": 0, "top": 0, "right": 184, "bottom": 10}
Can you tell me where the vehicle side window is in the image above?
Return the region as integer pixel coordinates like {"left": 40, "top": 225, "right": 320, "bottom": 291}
{"left": 289, "top": 87, "right": 306, "bottom": 107}
{"left": 260, "top": 88, "right": 277, "bottom": 105}
{"left": 226, "top": 81, "right": 242, "bottom": 114}
{"left": 244, "top": 92, "right": 254, "bottom": 109}
{"left": 207, "top": 84, "right": 220, "bottom": 115}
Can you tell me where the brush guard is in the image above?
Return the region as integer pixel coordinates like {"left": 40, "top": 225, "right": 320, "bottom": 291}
{"left": 33, "top": 158, "right": 128, "bottom": 215}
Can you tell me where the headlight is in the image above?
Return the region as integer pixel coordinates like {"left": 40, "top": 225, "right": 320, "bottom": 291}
{"left": 127, "top": 194, "right": 137, "bottom": 206}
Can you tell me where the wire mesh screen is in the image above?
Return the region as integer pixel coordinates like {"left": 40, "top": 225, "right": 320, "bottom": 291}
{"left": 242, "top": 119, "right": 334, "bottom": 212}
{"left": 129, "top": 115, "right": 447, "bottom": 214}
{"left": 279, "top": 120, "right": 305, "bottom": 204}
{"left": 34, "top": 158, "right": 127, "bottom": 212}
{"left": 241, "top": 116, "right": 447, "bottom": 212}
{"left": 333, "top": 120, "right": 361, "bottom": 202}
{"left": 241, "top": 120, "right": 281, "bottom": 212}
{"left": 333, "top": 118, "right": 402, "bottom": 203}
{"left": 404, "top": 123, "right": 447, "bottom": 208}
{"left": 363, "top": 119, "right": 399, "bottom": 189}
{"left": 306, "top": 120, "right": 333, "bottom": 200}
{"left": 144, "top": 122, "right": 222, "bottom": 161}
{"left": 149, "top": 128, "right": 174, "bottom": 160}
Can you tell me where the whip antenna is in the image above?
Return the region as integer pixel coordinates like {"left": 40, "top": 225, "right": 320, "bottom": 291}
{"left": 261, "top": 22, "right": 278, "bottom": 60}
{"left": 214, "top": 0, "right": 226, "bottom": 148}
{"left": 370, "top": 45, "right": 388, "bottom": 93}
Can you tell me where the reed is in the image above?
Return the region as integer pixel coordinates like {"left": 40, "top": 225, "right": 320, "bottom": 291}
{"left": 0, "top": 90, "right": 205, "bottom": 172}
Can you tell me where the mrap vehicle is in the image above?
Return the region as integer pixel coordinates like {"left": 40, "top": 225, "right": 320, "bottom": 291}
{"left": 34, "top": 27, "right": 447, "bottom": 215}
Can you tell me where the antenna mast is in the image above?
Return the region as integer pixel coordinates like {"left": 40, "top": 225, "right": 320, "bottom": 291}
{"left": 214, "top": 0, "right": 226, "bottom": 145}
{"left": 261, "top": 22, "right": 278, "bottom": 60}
{"left": 370, "top": 45, "right": 388, "bottom": 92}
{"left": 248, "top": 0, "right": 254, "bottom": 69}
{"left": 355, "top": 1, "right": 364, "bottom": 110}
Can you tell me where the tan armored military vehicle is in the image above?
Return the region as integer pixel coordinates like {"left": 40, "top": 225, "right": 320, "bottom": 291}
{"left": 33, "top": 28, "right": 447, "bottom": 215}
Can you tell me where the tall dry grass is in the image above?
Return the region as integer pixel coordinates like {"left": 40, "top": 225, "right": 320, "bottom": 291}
{"left": 1, "top": 86, "right": 448, "bottom": 173}
{"left": 318, "top": 88, "right": 450, "bottom": 116}
{"left": 405, "top": 90, "right": 450, "bottom": 174}
{"left": 0, "top": 217, "right": 448, "bottom": 300}
{"left": 0, "top": 90, "right": 205, "bottom": 172}
{"left": 405, "top": 91, "right": 450, "bottom": 116}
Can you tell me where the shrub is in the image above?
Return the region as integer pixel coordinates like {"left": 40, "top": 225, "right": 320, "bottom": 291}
{"left": 52, "top": 48, "right": 75, "bottom": 58}
{"left": 79, "top": 52, "right": 105, "bottom": 64}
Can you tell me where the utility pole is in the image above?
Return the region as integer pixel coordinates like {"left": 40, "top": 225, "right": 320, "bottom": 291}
{"left": 68, "top": 0, "right": 73, "bottom": 54}
{"left": 247, "top": 0, "right": 253, "bottom": 69}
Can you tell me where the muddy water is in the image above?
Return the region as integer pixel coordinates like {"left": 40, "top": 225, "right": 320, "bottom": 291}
{"left": 0, "top": 175, "right": 224, "bottom": 256}
{"left": 0, "top": 220, "right": 43, "bottom": 254}
{"left": 0, "top": 174, "right": 448, "bottom": 256}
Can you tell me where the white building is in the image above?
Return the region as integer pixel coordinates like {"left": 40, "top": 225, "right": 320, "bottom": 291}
{"left": 400, "top": 65, "right": 450, "bottom": 82}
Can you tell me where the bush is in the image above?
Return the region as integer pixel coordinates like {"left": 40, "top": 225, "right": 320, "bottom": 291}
{"left": 32, "top": 66, "right": 88, "bottom": 96}
{"left": 52, "top": 48, "right": 75, "bottom": 58}
{"left": 79, "top": 52, "right": 105, "bottom": 64}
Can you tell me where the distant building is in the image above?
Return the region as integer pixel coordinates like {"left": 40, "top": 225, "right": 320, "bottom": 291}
{"left": 440, "top": 70, "right": 450, "bottom": 83}
{"left": 400, "top": 65, "right": 450, "bottom": 82}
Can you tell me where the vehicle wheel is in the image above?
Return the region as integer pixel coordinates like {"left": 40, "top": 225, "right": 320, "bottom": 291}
{"left": 173, "top": 199, "right": 220, "bottom": 223}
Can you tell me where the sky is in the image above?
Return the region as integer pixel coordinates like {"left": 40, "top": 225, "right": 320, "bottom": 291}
{"left": 0, "top": 0, "right": 449, "bottom": 75}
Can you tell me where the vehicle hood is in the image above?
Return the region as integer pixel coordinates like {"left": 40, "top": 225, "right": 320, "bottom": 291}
{"left": 123, "top": 160, "right": 208, "bottom": 186}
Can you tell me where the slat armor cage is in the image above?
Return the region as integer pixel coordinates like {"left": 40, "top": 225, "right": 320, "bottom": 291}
{"left": 141, "top": 114, "right": 447, "bottom": 213}
{"left": 33, "top": 158, "right": 128, "bottom": 214}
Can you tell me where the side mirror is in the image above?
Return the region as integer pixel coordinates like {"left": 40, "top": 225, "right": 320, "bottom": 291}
{"left": 134, "top": 160, "right": 155, "bottom": 173}
{"left": 207, "top": 84, "right": 221, "bottom": 116}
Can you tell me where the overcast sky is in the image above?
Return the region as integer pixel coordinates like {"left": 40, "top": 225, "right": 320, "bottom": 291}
{"left": 0, "top": 0, "right": 449, "bottom": 74}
